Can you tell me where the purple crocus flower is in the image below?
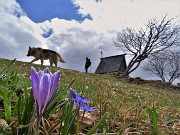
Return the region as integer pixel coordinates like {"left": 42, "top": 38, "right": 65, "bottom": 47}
{"left": 67, "top": 88, "right": 95, "bottom": 112}
{"left": 30, "top": 67, "right": 60, "bottom": 117}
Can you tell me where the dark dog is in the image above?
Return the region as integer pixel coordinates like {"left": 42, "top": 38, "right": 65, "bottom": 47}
{"left": 27, "top": 47, "right": 65, "bottom": 67}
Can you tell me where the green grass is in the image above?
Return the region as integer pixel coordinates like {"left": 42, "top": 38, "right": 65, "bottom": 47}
{"left": 0, "top": 58, "right": 179, "bottom": 134}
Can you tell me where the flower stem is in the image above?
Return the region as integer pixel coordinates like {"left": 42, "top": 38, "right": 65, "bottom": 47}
{"left": 76, "top": 111, "right": 80, "bottom": 135}
{"left": 35, "top": 116, "right": 41, "bottom": 135}
{"left": 81, "top": 110, "right": 85, "bottom": 122}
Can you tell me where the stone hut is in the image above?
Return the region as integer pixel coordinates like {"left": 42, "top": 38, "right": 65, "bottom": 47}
{"left": 95, "top": 54, "right": 127, "bottom": 74}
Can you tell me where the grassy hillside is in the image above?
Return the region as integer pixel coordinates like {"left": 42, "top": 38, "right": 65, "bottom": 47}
{"left": 0, "top": 58, "right": 179, "bottom": 134}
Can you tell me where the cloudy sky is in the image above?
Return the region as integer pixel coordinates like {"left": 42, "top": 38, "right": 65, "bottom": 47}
{"left": 0, "top": 0, "right": 180, "bottom": 79}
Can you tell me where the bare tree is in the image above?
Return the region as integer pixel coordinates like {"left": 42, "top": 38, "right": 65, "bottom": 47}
{"left": 143, "top": 51, "right": 180, "bottom": 84}
{"left": 114, "top": 15, "right": 180, "bottom": 76}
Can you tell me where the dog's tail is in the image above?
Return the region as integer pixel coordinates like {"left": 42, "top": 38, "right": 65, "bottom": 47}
{"left": 57, "top": 54, "right": 65, "bottom": 63}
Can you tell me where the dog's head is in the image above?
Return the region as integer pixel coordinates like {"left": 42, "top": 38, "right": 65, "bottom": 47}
{"left": 27, "top": 46, "right": 33, "bottom": 56}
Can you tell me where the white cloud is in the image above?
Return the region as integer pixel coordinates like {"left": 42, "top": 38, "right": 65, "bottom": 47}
{"left": 0, "top": 0, "right": 47, "bottom": 61}
{"left": 0, "top": 0, "right": 180, "bottom": 80}
{"left": 73, "top": 0, "right": 180, "bottom": 31}
{"left": 44, "top": 27, "right": 119, "bottom": 72}
{"left": 0, "top": 0, "right": 25, "bottom": 17}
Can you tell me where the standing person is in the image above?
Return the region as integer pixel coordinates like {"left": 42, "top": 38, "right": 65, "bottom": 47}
{"left": 85, "top": 57, "right": 91, "bottom": 73}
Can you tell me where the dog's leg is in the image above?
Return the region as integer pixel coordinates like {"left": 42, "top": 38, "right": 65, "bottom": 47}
{"left": 54, "top": 62, "right": 57, "bottom": 67}
{"left": 31, "top": 58, "right": 39, "bottom": 63}
{"left": 53, "top": 59, "right": 57, "bottom": 67}
{"left": 41, "top": 59, "right": 44, "bottom": 67}
{"left": 49, "top": 59, "right": 53, "bottom": 67}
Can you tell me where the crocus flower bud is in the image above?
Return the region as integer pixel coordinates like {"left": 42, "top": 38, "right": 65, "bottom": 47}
{"left": 30, "top": 67, "right": 60, "bottom": 117}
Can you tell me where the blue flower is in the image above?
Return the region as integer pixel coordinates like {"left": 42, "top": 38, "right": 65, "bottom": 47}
{"left": 80, "top": 105, "right": 95, "bottom": 112}
{"left": 67, "top": 88, "right": 95, "bottom": 112}
{"left": 30, "top": 67, "right": 60, "bottom": 117}
{"left": 67, "top": 88, "right": 77, "bottom": 100}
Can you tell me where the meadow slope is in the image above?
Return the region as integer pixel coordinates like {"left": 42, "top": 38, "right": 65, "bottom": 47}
{"left": 0, "top": 58, "right": 179, "bottom": 134}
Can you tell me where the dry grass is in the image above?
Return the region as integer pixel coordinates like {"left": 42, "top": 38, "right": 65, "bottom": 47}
{"left": 0, "top": 58, "right": 180, "bottom": 134}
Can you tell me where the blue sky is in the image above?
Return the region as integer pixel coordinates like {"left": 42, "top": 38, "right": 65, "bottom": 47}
{"left": 0, "top": 0, "right": 180, "bottom": 80}
{"left": 17, "top": 0, "right": 93, "bottom": 23}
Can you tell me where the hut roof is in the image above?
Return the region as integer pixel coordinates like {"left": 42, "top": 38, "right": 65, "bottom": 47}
{"left": 95, "top": 54, "right": 127, "bottom": 74}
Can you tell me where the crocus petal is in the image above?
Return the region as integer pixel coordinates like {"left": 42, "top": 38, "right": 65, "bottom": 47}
{"left": 36, "top": 76, "right": 44, "bottom": 116}
{"left": 38, "top": 70, "right": 43, "bottom": 77}
{"left": 30, "top": 67, "right": 42, "bottom": 117}
{"left": 48, "top": 71, "right": 60, "bottom": 100}
{"left": 44, "top": 67, "right": 51, "bottom": 74}
{"left": 40, "top": 74, "right": 51, "bottom": 116}
{"left": 42, "top": 74, "right": 52, "bottom": 112}
{"left": 30, "top": 67, "right": 40, "bottom": 100}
